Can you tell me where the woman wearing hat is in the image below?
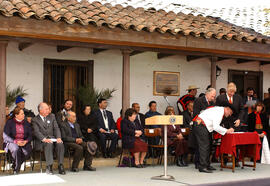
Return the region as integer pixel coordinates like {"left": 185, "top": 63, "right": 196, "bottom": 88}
{"left": 121, "top": 108, "right": 148, "bottom": 168}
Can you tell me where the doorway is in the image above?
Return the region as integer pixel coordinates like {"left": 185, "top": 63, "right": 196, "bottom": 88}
{"left": 43, "top": 58, "right": 93, "bottom": 113}
{"left": 228, "top": 70, "right": 263, "bottom": 100}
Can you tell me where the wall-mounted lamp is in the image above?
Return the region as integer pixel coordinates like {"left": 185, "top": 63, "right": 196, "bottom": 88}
{"left": 216, "top": 65, "right": 221, "bottom": 79}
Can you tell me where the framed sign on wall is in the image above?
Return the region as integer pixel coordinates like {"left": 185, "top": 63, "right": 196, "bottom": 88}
{"left": 153, "top": 71, "right": 180, "bottom": 96}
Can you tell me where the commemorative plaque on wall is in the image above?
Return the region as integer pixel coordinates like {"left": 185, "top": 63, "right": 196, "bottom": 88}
{"left": 153, "top": 71, "right": 180, "bottom": 96}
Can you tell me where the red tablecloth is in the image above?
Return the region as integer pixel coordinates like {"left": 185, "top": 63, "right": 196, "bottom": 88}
{"left": 220, "top": 132, "right": 262, "bottom": 161}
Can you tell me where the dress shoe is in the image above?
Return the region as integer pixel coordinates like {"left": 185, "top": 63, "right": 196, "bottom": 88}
{"left": 134, "top": 164, "right": 142, "bottom": 168}
{"left": 199, "top": 168, "right": 213, "bottom": 173}
{"left": 140, "top": 164, "right": 146, "bottom": 168}
{"left": 46, "top": 165, "right": 53, "bottom": 175}
{"left": 13, "top": 170, "right": 19, "bottom": 175}
{"left": 58, "top": 164, "right": 66, "bottom": 175}
{"left": 83, "top": 166, "right": 96, "bottom": 171}
{"left": 107, "top": 152, "right": 114, "bottom": 158}
{"left": 102, "top": 153, "right": 108, "bottom": 158}
{"left": 71, "top": 168, "right": 79, "bottom": 172}
{"left": 207, "top": 166, "right": 216, "bottom": 171}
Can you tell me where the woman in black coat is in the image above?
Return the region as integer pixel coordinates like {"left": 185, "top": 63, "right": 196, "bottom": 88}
{"left": 77, "top": 105, "right": 98, "bottom": 142}
{"left": 248, "top": 102, "right": 269, "bottom": 148}
{"left": 121, "top": 108, "right": 148, "bottom": 168}
{"left": 3, "top": 107, "right": 32, "bottom": 174}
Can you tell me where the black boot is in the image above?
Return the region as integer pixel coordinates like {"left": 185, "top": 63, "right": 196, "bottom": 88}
{"left": 181, "top": 155, "right": 188, "bottom": 167}
{"left": 176, "top": 156, "right": 184, "bottom": 167}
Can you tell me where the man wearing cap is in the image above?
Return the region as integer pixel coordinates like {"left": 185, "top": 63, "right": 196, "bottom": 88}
{"left": 61, "top": 111, "right": 96, "bottom": 172}
{"left": 193, "top": 104, "right": 235, "bottom": 173}
{"left": 177, "top": 85, "right": 199, "bottom": 114}
{"left": 14, "top": 96, "right": 35, "bottom": 123}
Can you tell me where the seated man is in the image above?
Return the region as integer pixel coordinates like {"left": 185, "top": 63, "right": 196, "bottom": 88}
{"left": 145, "top": 101, "right": 161, "bottom": 148}
{"left": 95, "top": 98, "right": 118, "bottom": 158}
{"left": 56, "top": 99, "right": 73, "bottom": 127}
{"left": 61, "top": 111, "right": 96, "bottom": 172}
{"left": 132, "top": 103, "right": 146, "bottom": 129}
{"left": 32, "top": 102, "right": 65, "bottom": 175}
{"left": 13, "top": 96, "right": 35, "bottom": 123}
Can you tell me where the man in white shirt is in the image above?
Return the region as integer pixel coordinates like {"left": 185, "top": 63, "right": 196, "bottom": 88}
{"left": 193, "top": 104, "right": 234, "bottom": 173}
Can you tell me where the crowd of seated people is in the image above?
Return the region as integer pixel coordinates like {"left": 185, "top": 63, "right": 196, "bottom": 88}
{"left": 3, "top": 83, "right": 270, "bottom": 175}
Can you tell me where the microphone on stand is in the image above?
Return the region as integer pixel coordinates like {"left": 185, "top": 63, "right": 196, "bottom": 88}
{"left": 162, "top": 87, "right": 174, "bottom": 106}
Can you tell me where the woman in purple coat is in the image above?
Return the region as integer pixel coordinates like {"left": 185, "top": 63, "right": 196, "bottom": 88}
{"left": 4, "top": 107, "right": 32, "bottom": 174}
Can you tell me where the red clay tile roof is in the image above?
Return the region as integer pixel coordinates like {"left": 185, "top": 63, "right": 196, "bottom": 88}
{"left": 0, "top": 0, "right": 269, "bottom": 44}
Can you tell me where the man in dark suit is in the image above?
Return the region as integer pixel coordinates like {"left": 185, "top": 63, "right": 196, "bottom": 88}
{"left": 132, "top": 103, "right": 145, "bottom": 129}
{"left": 61, "top": 111, "right": 96, "bottom": 172}
{"left": 56, "top": 99, "right": 73, "bottom": 127}
{"left": 243, "top": 87, "right": 257, "bottom": 123}
{"left": 216, "top": 82, "right": 244, "bottom": 130}
{"left": 95, "top": 98, "right": 118, "bottom": 158}
{"left": 182, "top": 101, "right": 194, "bottom": 128}
{"left": 191, "top": 88, "right": 216, "bottom": 169}
{"left": 32, "top": 102, "right": 65, "bottom": 175}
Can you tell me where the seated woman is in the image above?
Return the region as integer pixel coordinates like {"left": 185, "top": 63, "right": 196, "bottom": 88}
{"left": 77, "top": 105, "right": 98, "bottom": 143}
{"left": 248, "top": 102, "right": 269, "bottom": 144}
{"left": 121, "top": 108, "right": 148, "bottom": 168}
{"left": 164, "top": 106, "right": 189, "bottom": 167}
{"left": 3, "top": 107, "right": 32, "bottom": 174}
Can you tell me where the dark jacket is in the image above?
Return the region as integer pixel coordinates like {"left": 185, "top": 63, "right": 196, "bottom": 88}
{"left": 193, "top": 96, "right": 214, "bottom": 117}
{"left": 216, "top": 94, "right": 244, "bottom": 129}
{"left": 182, "top": 110, "right": 193, "bottom": 128}
{"left": 134, "top": 113, "right": 146, "bottom": 129}
{"left": 61, "top": 121, "right": 84, "bottom": 143}
{"left": 77, "top": 113, "right": 98, "bottom": 142}
{"left": 248, "top": 112, "right": 269, "bottom": 135}
{"left": 95, "top": 109, "right": 116, "bottom": 131}
{"left": 3, "top": 118, "right": 32, "bottom": 144}
{"left": 166, "top": 125, "right": 183, "bottom": 146}
{"left": 145, "top": 111, "right": 161, "bottom": 128}
{"left": 121, "top": 118, "right": 144, "bottom": 149}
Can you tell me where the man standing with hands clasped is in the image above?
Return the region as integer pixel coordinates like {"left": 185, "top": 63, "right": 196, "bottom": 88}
{"left": 193, "top": 103, "right": 235, "bottom": 173}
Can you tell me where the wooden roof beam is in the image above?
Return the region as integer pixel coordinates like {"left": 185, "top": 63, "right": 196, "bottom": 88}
{"left": 236, "top": 59, "right": 256, "bottom": 64}
{"left": 260, "top": 61, "right": 270, "bottom": 65}
{"left": 157, "top": 53, "right": 174, "bottom": 59}
{"left": 93, "top": 48, "right": 107, "bottom": 54}
{"left": 186, "top": 55, "right": 208, "bottom": 62}
{"left": 18, "top": 42, "right": 33, "bottom": 51}
{"left": 57, "top": 45, "right": 73, "bottom": 53}
{"left": 130, "top": 51, "right": 144, "bottom": 56}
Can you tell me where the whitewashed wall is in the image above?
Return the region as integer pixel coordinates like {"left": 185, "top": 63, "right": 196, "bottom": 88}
{"left": 6, "top": 41, "right": 270, "bottom": 120}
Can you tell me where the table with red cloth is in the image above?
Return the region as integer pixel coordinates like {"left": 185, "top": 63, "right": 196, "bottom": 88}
{"left": 220, "top": 132, "right": 262, "bottom": 172}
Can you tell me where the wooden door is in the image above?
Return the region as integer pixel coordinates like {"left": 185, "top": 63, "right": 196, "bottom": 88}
{"left": 228, "top": 70, "right": 263, "bottom": 100}
{"left": 43, "top": 59, "right": 93, "bottom": 113}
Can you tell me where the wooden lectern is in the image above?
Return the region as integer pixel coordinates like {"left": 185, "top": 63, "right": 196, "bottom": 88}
{"left": 145, "top": 115, "right": 183, "bottom": 181}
